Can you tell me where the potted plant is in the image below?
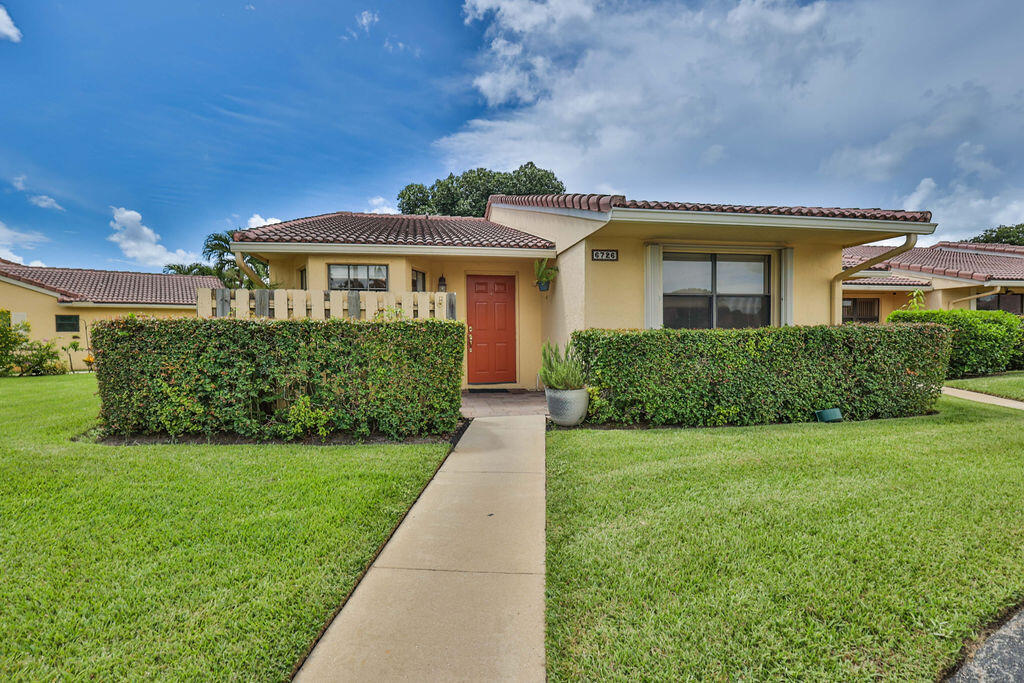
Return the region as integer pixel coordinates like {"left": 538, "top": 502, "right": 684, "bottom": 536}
{"left": 534, "top": 258, "right": 558, "bottom": 292}
{"left": 539, "top": 341, "right": 588, "bottom": 426}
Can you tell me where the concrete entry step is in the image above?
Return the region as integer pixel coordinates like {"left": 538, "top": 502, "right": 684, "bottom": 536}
{"left": 295, "top": 415, "right": 546, "bottom": 682}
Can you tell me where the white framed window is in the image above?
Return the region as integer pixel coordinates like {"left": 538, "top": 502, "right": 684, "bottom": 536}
{"left": 662, "top": 253, "right": 771, "bottom": 329}
{"left": 328, "top": 264, "right": 388, "bottom": 291}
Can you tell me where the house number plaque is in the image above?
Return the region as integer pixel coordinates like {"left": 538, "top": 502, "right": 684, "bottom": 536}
{"left": 591, "top": 249, "right": 618, "bottom": 261}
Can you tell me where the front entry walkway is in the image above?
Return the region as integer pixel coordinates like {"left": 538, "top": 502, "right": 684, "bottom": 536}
{"left": 295, "top": 414, "right": 546, "bottom": 682}
{"left": 461, "top": 390, "right": 548, "bottom": 418}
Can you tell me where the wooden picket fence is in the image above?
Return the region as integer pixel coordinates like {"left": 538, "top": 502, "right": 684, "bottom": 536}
{"left": 197, "top": 288, "right": 457, "bottom": 320}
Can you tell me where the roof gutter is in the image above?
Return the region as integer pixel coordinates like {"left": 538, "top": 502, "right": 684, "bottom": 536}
{"left": 950, "top": 285, "right": 1001, "bottom": 307}
{"left": 830, "top": 234, "right": 917, "bottom": 325}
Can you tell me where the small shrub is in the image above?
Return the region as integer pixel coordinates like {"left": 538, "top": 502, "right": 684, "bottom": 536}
{"left": 539, "top": 341, "right": 584, "bottom": 390}
{"left": 15, "top": 339, "right": 68, "bottom": 376}
{"left": 92, "top": 316, "right": 465, "bottom": 440}
{"left": 887, "top": 309, "right": 1021, "bottom": 378}
{"left": 0, "top": 311, "right": 67, "bottom": 376}
{"left": 572, "top": 324, "right": 951, "bottom": 427}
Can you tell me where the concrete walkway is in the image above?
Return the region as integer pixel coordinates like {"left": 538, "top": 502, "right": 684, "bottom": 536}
{"left": 942, "top": 386, "right": 1024, "bottom": 410}
{"left": 295, "top": 414, "right": 546, "bottom": 682}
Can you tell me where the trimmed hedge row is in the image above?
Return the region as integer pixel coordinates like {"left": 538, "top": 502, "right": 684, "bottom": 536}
{"left": 571, "top": 324, "right": 951, "bottom": 427}
{"left": 887, "top": 309, "right": 1022, "bottom": 378}
{"left": 92, "top": 316, "right": 465, "bottom": 439}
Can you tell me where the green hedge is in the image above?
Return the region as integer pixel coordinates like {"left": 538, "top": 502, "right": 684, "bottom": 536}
{"left": 1013, "top": 316, "right": 1024, "bottom": 371}
{"left": 92, "top": 316, "right": 465, "bottom": 439}
{"left": 887, "top": 309, "right": 1022, "bottom": 378}
{"left": 571, "top": 324, "right": 951, "bottom": 427}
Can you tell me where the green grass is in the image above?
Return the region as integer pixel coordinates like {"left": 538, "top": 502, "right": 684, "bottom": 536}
{"left": 0, "top": 374, "right": 449, "bottom": 680}
{"left": 947, "top": 370, "right": 1024, "bottom": 402}
{"left": 546, "top": 399, "right": 1024, "bottom": 681}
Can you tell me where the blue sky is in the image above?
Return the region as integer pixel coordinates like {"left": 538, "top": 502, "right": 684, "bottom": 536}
{"left": 2, "top": 0, "right": 1024, "bottom": 270}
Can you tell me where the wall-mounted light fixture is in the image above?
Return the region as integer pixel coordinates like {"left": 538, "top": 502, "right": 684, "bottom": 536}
{"left": 437, "top": 275, "right": 447, "bottom": 292}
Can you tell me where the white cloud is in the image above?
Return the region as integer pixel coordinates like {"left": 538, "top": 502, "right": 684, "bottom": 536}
{"left": 11, "top": 174, "right": 26, "bottom": 191}
{"left": 28, "top": 195, "right": 65, "bottom": 211}
{"left": 439, "top": 0, "right": 1024, "bottom": 240}
{"left": 244, "top": 3, "right": 255, "bottom": 10}
{"left": 367, "top": 196, "right": 399, "bottom": 214}
{"left": 246, "top": 213, "right": 281, "bottom": 228}
{"left": 0, "top": 219, "right": 47, "bottom": 264}
{"left": 0, "top": 5, "right": 22, "bottom": 43}
{"left": 898, "top": 178, "right": 1024, "bottom": 242}
{"left": 953, "top": 141, "right": 1000, "bottom": 179}
{"left": 383, "top": 36, "right": 420, "bottom": 57}
{"left": 356, "top": 9, "right": 379, "bottom": 32}
{"left": 106, "top": 207, "right": 199, "bottom": 267}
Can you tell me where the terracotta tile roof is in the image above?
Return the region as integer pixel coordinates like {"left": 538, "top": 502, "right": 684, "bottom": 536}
{"left": 842, "top": 242, "right": 1024, "bottom": 282}
{"left": 487, "top": 193, "right": 933, "bottom": 223}
{"left": 934, "top": 241, "right": 1024, "bottom": 256}
{"left": 844, "top": 276, "right": 932, "bottom": 287}
{"left": 842, "top": 246, "right": 895, "bottom": 269}
{"left": 0, "top": 262, "right": 221, "bottom": 304}
{"left": 232, "top": 211, "right": 555, "bottom": 250}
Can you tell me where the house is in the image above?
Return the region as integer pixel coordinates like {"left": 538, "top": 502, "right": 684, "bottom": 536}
{"left": 0, "top": 258, "right": 220, "bottom": 366}
{"left": 841, "top": 241, "right": 1024, "bottom": 322}
{"left": 229, "top": 193, "right": 937, "bottom": 389}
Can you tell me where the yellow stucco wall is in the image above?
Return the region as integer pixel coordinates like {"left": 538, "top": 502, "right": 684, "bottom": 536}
{"left": 540, "top": 241, "right": 587, "bottom": 348}
{"left": 1, "top": 280, "right": 195, "bottom": 368}
{"left": 792, "top": 243, "right": 842, "bottom": 325}
{"left": 583, "top": 236, "right": 646, "bottom": 330}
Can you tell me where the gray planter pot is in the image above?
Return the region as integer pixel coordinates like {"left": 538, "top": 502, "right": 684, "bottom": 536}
{"left": 545, "top": 388, "right": 589, "bottom": 426}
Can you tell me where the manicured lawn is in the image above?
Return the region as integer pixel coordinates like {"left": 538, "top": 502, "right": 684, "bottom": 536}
{"left": 547, "top": 398, "right": 1024, "bottom": 680}
{"left": 0, "top": 374, "right": 449, "bottom": 680}
{"left": 947, "top": 370, "right": 1024, "bottom": 402}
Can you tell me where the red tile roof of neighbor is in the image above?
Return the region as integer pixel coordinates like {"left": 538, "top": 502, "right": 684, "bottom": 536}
{"left": 842, "top": 242, "right": 1024, "bottom": 283}
{"left": 486, "top": 194, "right": 933, "bottom": 223}
{"left": 0, "top": 261, "right": 221, "bottom": 304}
{"left": 845, "top": 276, "right": 932, "bottom": 287}
{"left": 232, "top": 211, "right": 556, "bottom": 249}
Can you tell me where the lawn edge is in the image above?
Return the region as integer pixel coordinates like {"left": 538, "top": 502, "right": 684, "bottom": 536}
{"left": 286, "top": 417, "right": 473, "bottom": 679}
{"left": 941, "top": 595, "right": 1024, "bottom": 680}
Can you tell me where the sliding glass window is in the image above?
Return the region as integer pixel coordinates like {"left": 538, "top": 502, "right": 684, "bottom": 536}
{"left": 663, "top": 253, "right": 770, "bottom": 329}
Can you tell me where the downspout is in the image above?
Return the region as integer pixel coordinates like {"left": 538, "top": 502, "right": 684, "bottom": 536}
{"left": 234, "top": 252, "right": 268, "bottom": 288}
{"left": 950, "top": 285, "right": 1001, "bottom": 308}
{"left": 830, "top": 233, "right": 917, "bottom": 325}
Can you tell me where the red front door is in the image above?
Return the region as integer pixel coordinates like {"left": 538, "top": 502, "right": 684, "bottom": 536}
{"left": 466, "top": 275, "right": 516, "bottom": 384}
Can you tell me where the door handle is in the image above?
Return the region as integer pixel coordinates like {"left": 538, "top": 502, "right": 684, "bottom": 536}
{"left": 467, "top": 326, "right": 473, "bottom": 351}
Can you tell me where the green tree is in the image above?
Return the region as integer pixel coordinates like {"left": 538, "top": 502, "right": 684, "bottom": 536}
{"left": 201, "top": 231, "right": 270, "bottom": 288}
{"left": 967, "top": 223, "right": 1024, "bottom": 245}
{"left": 396, "top": 162, "right": 565, "bottom": 217}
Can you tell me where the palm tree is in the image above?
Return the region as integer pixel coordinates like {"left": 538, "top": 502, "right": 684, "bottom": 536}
{"left": 162, "top": 262, "right": 220, "bottom": 276}
{"left": 201, "top": 231, "right": 270, "bottom": 289}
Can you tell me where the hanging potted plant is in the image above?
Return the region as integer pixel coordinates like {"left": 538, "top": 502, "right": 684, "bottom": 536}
{"left": 534, "top": 258, "right": 558, "bottom": 291}
{"left": 539, "top": 341, "right": 588, "bottom": 426}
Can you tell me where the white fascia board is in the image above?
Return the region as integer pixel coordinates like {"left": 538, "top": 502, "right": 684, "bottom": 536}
{"left": 488, "top": 203, "right": 610, "bottom": 222}
{"left": 230, "top": 242, "right": 557, "bottom": 259}
{"left": 609, "top": 207, "right": 938, "bottom": 234}
{"left": 0, "top": 274, "right": 60, "bottom": 298}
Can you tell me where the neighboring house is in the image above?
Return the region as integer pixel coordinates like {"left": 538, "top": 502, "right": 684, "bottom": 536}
{"left": 0, "top": 258, "right": 220, "bottom": 366}
{"left": 230, "top": 193, "right": 936, "bottom": 389}
{"left": 841, "top": 242, "right": 1024, "bottom": 322}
